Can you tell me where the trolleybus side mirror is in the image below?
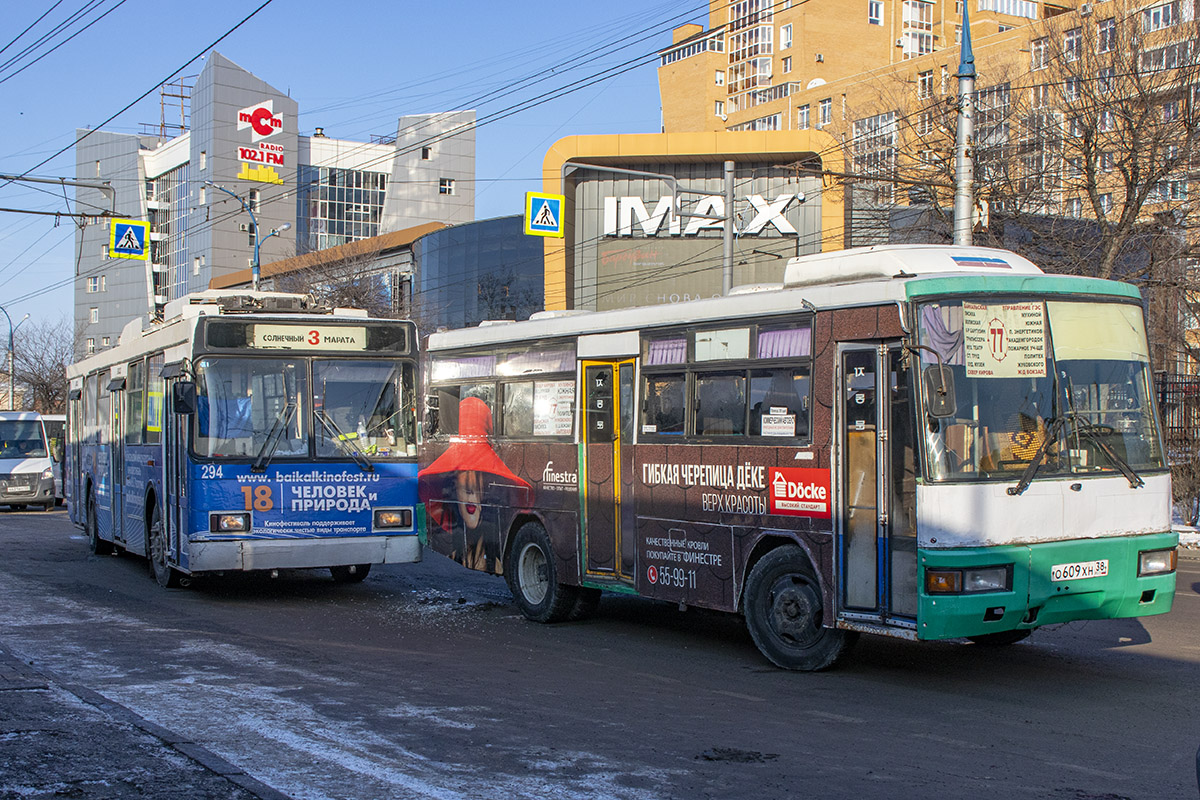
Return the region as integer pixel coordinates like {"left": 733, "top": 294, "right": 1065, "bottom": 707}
{"left": 922, "top": 365, "right": 957, "bottom": 419}
{"left": 172, "top": 381, "right": 197, "bottom": 416}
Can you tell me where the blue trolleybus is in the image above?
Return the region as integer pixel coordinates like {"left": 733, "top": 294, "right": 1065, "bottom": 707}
{"left": 66, "top": 291, "right": 421, "bottom": 587}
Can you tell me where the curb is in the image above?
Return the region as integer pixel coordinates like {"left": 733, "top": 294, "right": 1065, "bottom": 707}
{"left": 0, "top": 647, "right": 292, "bottom": 800}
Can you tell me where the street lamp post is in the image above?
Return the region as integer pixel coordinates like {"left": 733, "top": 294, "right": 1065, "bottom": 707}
{"left": 0, "top": 305, "right": 30, "bottom": 411}
{"left": 205, "top": 181, "right": 291, "bottom": 291}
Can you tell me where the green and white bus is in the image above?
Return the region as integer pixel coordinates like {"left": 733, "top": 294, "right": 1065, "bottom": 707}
{"left": 418, "top": 245, "right": 1177, "bottom": 670}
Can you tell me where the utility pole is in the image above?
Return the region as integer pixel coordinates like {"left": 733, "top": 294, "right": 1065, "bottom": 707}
{"left": 0, "top": 305, "right": 30, "bottom": 411}
{"left": 206, "top": 181, "right": 291, "bottom": 291}
{"left": 954, "top": 3, "right": 976, "bottom": 246}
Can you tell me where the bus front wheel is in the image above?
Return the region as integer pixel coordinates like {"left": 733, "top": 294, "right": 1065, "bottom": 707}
{"left": 86, "top": 490, "right": 112, "bottom": 556}
{"left": 744, "top": 545, "right": 856, "bottom": 671}
{"left": 505, "top": 522, "right": 577, "bottom": 624}
{"left": 330, "top": 564, "right": 371, "bottom": 583}
{"left": 147, "top": 505, "right": 179, "bottom": 589}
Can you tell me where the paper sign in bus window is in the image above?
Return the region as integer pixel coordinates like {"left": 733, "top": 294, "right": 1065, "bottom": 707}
{"left": 963, "top": 301, "right": 1046, "bottom": 378}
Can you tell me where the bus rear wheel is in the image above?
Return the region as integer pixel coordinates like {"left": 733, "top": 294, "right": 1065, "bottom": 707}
{"left": 744, "top": 545, "right": 856, "bottom": 671}
{"left": 505, "top": 522, "right": 577, "bottom": 623}
{"left": 147, "top": 505, "right": 179, "bottom": 589}
{"left": 86, "top": 490, "right": 112, "bottom": 556}
{"left": 330, "top": 564, "right": 371, "bottom": 583}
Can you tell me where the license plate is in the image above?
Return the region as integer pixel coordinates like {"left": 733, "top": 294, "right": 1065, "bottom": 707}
{"left": 1050, "top": 559, "right": 1109, "bottom": 581}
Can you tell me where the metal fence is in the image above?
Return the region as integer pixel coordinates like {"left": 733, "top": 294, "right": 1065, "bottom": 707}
{"left": 1156, "top": 372, "right": 1200, "bottom": 464}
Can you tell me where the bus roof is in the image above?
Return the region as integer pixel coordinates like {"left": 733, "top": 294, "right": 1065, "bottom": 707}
{"left": 427, "top": 245, "right": 1140, "bottom": 352}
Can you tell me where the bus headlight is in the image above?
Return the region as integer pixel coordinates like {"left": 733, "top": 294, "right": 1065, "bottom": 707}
{"left": 373, "top": 508, "right": 413, "bottom": 530}
{"left": 41, "top": 467, "right": 53, "bottom": 481}
{"left": 210, "top": 513, "right": 250, "bottom": 533}
{"left": 926, "top": 566, "right": 1011, "bottom": 594}
{"left": 1138, "top": 548, "right": 1176, "bottom": 577}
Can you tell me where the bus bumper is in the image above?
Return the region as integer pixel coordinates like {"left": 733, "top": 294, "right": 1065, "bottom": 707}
{"left": 186, "top": 534, "right": 421, "bottom": 573}
{"left": 917, "top": 531, "right": 1178, "bottom": 641}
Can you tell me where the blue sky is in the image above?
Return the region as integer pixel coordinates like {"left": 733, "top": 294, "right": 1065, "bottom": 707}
{"left": 0, "top": 0, "right": 708, "bottom": 326}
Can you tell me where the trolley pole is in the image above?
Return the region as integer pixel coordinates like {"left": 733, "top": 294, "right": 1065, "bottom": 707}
{"left": 953, "top": 3, "right": 976, "bottom": 246}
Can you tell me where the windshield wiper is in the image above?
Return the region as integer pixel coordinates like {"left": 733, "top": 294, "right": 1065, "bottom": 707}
{"left": 1070, "top": 421, "right": 1144, "bottom": 489}
{"left": 315, "top": 408, "right": 374, "bottom": 472}
{"left": 251, "top": 401, "right": 297, "bottom": 473}
{"left": 1007, "top": 416, "right": 1066, "bottom": 496}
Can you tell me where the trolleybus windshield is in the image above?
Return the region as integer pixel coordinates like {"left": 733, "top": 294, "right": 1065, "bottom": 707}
{"left": 917, "top": 298, "right": 1166, "bottom": 482}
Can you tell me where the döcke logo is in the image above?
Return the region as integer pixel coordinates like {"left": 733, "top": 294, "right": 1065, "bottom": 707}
{"left": 768, "top": 467, "right": 831, "bottom": 518}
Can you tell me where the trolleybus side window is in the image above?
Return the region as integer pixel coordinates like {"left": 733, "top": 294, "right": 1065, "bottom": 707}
{"left": 126, "top": 359, "right": 145, "bottom": 445}
{"left": 84, "top": 374, "right": 98, "bottom": 439}
{"left": 146, "top": 353, "right": 164, "bottom": 444}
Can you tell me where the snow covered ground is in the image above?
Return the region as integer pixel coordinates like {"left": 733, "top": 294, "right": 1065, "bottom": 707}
{"left": 1175, "top": 526, "right": 1200, "bottom": 550}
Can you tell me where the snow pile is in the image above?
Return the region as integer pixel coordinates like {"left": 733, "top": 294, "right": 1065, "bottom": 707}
{"left": 1175, "top": 526, "right": 1200, "bottom": 551}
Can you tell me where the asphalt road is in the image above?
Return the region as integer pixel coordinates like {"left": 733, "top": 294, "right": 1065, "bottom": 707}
{"left": 0, "top": 507, "right": 1197, "bottom": 800}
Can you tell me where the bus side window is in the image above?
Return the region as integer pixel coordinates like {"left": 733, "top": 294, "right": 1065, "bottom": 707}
{"left": 502, "top": 382, "right": 534, "bottom": 437}
{"left": 643, "top": 374, "right": 685, "bottom": 435}
{"left": 695, "top": 372, "right": 746, "bottom": 436}
{"left": 750, "top": 367, "right": 810, "bottom": 439}
{"left": 433, "top": 383, "right": 496, "bottom": 436}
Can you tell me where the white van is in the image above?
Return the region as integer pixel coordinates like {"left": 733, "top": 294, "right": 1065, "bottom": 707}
{"left": 0, "top": 411, "right": 58, "bottom": 511}
{"left": 40, "top": 414, "right": 66, "bottom": 505}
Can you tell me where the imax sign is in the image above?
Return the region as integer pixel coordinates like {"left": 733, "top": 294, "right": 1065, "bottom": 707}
{"left": 602, "top": 193, "right": 804, "bottom": 237}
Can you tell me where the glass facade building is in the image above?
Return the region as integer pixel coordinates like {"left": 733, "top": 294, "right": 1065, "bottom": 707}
{"left": 413, "top": 216, "right": 544, "bottom": 331}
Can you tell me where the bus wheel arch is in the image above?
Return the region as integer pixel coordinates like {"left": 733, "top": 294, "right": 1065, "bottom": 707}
{"left": 145, "top": 493, "right": 179, "bottom": 589}
{"left": 742, "top": 543, "right": 856, "bottom": 671}
{"left": 504, "top": 520, "right": 578, "bottom": 624}
{"left": 85, "top": 479, "right": 111, "bottom": 556}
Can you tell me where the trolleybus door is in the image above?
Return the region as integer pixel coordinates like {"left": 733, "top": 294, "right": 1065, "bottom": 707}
{"left": 838, "top": 342, "right": 918, "bottom": 623}
{"left": 581, "top": 360, "right": 636, "bottom": 583}
{"left": 107, "top": 379, "right": 127, "bottom": 547}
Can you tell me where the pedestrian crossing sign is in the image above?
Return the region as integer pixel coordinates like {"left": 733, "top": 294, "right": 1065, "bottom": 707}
{"left": 524, "top": 192, "right": 565, "bottom": 238}
{"left": 110, "top": 218, "right": 149, "bottom": 260}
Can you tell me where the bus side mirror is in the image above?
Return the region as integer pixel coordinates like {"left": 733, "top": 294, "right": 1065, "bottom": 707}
{"left": 172, "top": 381, "right": 197, "bottom": 415}
{"left": 922, "top": 365, "right": 957, "bottom": 418}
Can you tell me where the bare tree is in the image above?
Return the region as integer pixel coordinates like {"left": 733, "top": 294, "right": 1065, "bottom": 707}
{"left": 11, "top": 316, "right": 75, "bottom": 413}
{"left": 273, "top": 242, "right": 401, "bottom": 319}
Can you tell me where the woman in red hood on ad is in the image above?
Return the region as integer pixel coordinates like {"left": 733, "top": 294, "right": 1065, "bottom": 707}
{"left": 418, "top": 396, "right": 533, "bottom": 572}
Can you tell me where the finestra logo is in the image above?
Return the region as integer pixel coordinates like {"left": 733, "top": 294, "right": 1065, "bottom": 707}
{"left": 542, "top": 461, "right": 578, "bottom": 486}
{"left": 768, "top": 467, "right": 831, "bottom": 518}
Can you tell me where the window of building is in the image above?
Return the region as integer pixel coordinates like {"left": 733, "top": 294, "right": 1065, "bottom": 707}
{"left": 1064, "top": 77, "right": 1080, "bottom": 101}
{"left": 248, "top": 189, "right": 259, "bottom": 212}
{"left": 1064, "top": 27, "right": 1082, "bottom": 62}
{"left": 89, "top": 307, "right": 98, "bottom": 324}
{"left": 868, "top": 0, "right": 883, "bottom": 25}
{"left": 940, "top": 65, "right": 949, "bottom": 94}
{"left": 853, "top": 110, "right": 899, "bottom": 203}
{"left": 1143, "top": 2, "right": 1180, "bottom": 33}
{"left": 1100, "top": 109, "right": 1115, "bottom": 132}
{"left": 297, "top": 165, "right": 389, "bottom": 252}
{"left": 199, "top": 151, "right": 206, "bottom": 170}
{"left": 781, "top": 23, "right": 792, "bottom": 49}
{"left": 101, "top": 337, "right": 110, "bottom": 348}
{"left": 716, "top": 70, "right": 725, "bottom": 86}
{"left": 819, "top": 98, "right": 832, "bottom": 127}
{"left": 716, "top": 100, "right": 725, "bottom": 117}
{"left": 1066, "top": 197, "right": 1082, "bottom": 217}
{"left": 86, "top": 338, "right": 95, "bottom": 355}
{"left": 421, "top": 146, "right": 432, "bottom": 160}
{"left": 1164, "top": 100, "right": 1180, "bottom": 121}
{"left": 901, "top": 1, "right": 934, "bottom": 59}
{"left": 95, "top": 160, "right": 101, "bottom": 178}
{"left": 1099, "top": 193, "right": 1113, "bottom": 214}
{"left": 247, "top": 223, "right": 257, "bottom": 248}
{"left": 1098, "top": 18, "right": 1116, "bottom": 53}
{"left": 782, "top": 56, "right": 792, "bottom": 74}
{"left": 1100, "top": 151, "right": 1114, "bottom": 172}
{"left": 86, "top": 277, "right": 99, "bottom": 293}
{"left": 198, "top": 186, "right": 206, "bottom": 205}
{"left": 1098, "top": 66, "right": 1115, "bottom": 93}
{"left": 917, "top": 70, "right": 933, "bottom": 99}
{"left": 999, "top": 24, "right": 1014, "bottom": 32}
{"left": 101, "top": 274, "right": 106, "bottom": 291}
{"left": 916, "top": 110, "right": 933, "bottom": 136}
{"left": 1032, "top": 84, "right": 1050, "bottom": 108}
{"left": 797, "top": 104, "right": 810, "bottom": 129}
{"left": 1031, "top": 37, "right": 1048, "bottom": 71}
{"left": 101, "top": 244, "right": 108, "bottom": 259}
{"left": 439, "top": 178, "right": 456, "bottom": 195}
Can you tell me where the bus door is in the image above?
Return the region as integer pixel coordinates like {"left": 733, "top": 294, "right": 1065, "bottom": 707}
{"left": 163, "top": 382, "right": 187, "bottom": 565}
{"left": 109, "top": 382, "right": 126, "bottom": 546}
{"left": 581, "top": 360, "right": 637, "bottom": 584}
{"left": 837, "top": 342, "right": 918, "bottom": 626}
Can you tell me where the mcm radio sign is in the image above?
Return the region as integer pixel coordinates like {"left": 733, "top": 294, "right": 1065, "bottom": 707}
{"left": 236, "top": 100, "right": 286, "bottom": 183}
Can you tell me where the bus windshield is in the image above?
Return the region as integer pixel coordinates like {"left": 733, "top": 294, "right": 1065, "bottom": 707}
{"left": 313, "top": 359, "right": 417, "bottom": 459}
{"left": 917, "top": 298, "right": 1165, "bottom": 482}
{"left": 194, "top": 357, "right": 308, "bottom": 458}
{"left": 0, "top": 420, "right": 47, "bottom": 458}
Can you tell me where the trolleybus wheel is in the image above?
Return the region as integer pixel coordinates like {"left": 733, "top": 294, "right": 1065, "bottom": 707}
{"left": 86, "top": 490, "right": 112, "bottom": 556}
{"left": 330, "top": 564, "right": 371, "bottom": 583}
{"left": 506, "top": 522, "right": 577, "bottom": 623}
{"left": 967, "top": 630, "right": 1031, "bottom": 646}
{"left": 568, "top": 587, "right": 602, "bottom": 621}
{"left": 744, "top": 545, "right": 856, "bottom": 671}
{"left": 147, "top": 505, "right": 179, "bottom": 589}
